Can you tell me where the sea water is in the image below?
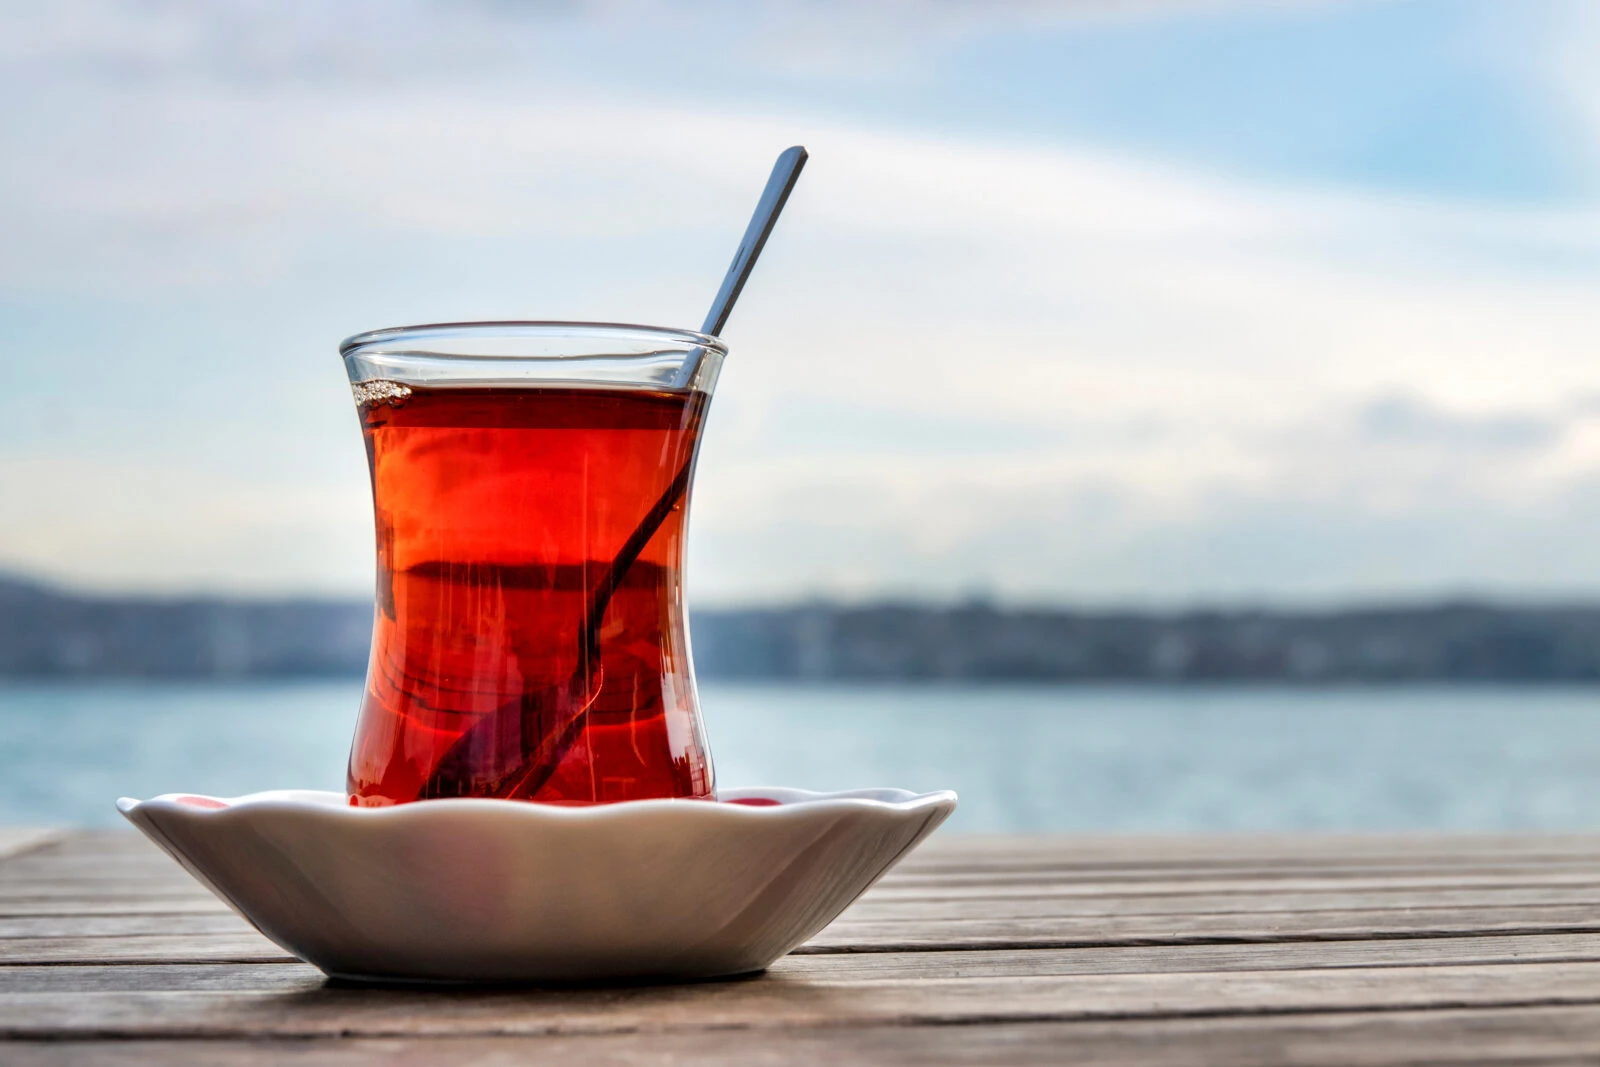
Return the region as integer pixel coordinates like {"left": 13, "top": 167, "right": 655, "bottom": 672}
{"left": 3, "top": 680, "right": 1599, "bottom": 831}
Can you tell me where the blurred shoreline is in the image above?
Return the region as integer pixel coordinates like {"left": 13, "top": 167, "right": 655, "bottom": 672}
{"left": 9, "top": 572, "right": 1600, "bottom": 684}
{"left": 7, "top": 680, "right": 1600, "bottom": 830}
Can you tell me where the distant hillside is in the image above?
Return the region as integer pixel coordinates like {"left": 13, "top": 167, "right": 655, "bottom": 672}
{"left": 691, "top": 603, "right": 1600, "bottom": 682}
{"left": 5, "top": 574, "right": 1600, "bottom": 682}
{"left": 0, "top": 575, "right": 370, "bottom": 678}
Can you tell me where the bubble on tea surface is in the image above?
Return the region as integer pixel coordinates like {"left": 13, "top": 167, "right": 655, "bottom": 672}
{"left": 353, "top": 380, "right": 413, "bottom": 407}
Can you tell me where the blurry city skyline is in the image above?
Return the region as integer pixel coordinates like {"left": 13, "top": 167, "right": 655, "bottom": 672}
{"left": 5, "top": 0, "right": 1600, "bottom": 607}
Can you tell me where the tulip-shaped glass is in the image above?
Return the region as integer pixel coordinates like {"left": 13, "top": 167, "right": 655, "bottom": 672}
{"left": 340, "top": 323, "right": 724, "bottom": 805}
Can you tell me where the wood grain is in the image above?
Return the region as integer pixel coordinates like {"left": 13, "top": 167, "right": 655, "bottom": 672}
{"left": 9, "top": 1008, "right": 1600, "bottom": 1067}
{"left": 8, "top": 830, "right": 1600, "bottom": 1064}
{"left": 0, "top": 830, "right": 58, "bottom": 863}
{"left": 10, "top": 932, "right": 1600, "bottom": 993}
{"left": 9, "top": 961, "right": 1600, "bottom": 1038}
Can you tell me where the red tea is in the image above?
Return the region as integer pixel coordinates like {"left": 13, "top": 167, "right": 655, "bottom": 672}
{"left": 346, "top": 384, "right": 714, "bottom": 806}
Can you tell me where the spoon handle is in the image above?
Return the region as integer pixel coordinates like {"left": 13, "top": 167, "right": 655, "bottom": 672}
{"left": 701, "top": 145, "right": 808, "bottom": 337}
{"left": 420, "top": 149, "right": 810, "bottom": 802}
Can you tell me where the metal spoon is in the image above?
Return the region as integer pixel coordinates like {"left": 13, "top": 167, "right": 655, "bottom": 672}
{"left": 423, "top": 146, "right": 810, "bottom": 802}
{"left": 703, "top": 145, "right": 809, "bottom": 337}
{"left": 673, "top": 145, "right": 808, "bottom": 387}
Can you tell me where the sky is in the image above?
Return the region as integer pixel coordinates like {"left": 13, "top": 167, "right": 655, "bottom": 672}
{"left": 4, "top": 0, "right": 1600, "bottom": 606}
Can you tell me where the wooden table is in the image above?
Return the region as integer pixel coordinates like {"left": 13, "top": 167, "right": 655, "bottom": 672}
{"left": 7, "top": 829, "right": 1600, "bottom": 1064}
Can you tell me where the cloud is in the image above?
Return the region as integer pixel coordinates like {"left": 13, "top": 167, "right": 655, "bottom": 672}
{"left": 4, "top": 0, "right": 1600, "bottom": 602}
{"left": 0, "top": 1, "right": 1341, "bottom": 86}
{"left": 1353, "top": 395, "right": 1558, "bottom": 451}
{"left": 0, "top": 455, "right": 372, "bottom": 594}
{"left": 688, "top": 393, "right": 1600, "bottom": 605}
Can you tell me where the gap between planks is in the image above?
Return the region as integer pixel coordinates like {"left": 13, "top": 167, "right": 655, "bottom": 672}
{"left": 21, "top": 885, "right": 1600, "bottom": 936}
{"left": 10, "top": 961, "right": 1600, "bottom": 1039}
{"left": 8, "top": 1006, "right": 1600, "bottom": 1067}
{"left": 18, "top": 913, "right": 1600, "bottom": 966}
{"left": 10, "top": 932, "right": 1600, "bottom": 991}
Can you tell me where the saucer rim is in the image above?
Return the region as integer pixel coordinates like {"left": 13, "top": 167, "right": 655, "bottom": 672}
{"left": 116, "top": 786, "right": 959, "bottom": 821}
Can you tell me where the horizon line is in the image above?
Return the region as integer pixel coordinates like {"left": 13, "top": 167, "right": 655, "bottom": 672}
{"left": 10, "top": 568, "right": 1600, "bottom": 617}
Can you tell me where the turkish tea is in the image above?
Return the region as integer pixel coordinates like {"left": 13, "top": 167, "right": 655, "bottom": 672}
{"left": 347, "top": 384, "right": 714, "bottom": 806}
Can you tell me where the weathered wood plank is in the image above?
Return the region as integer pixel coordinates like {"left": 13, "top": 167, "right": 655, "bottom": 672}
{"left": 0, "top": 935, "right": 292, "bottom": 965}
{"left": 0, "top": 885, "right": 215, "bottom": 902}
{"left": 22, "top": 870, "right": 1600, "bottom": 921}
{"left": 13, "top": 887, "right": 1600, "bottom": 944}
{"left": 26, "top": 851, "right": 1600, "bottom": 925}
{"left": 8, "top": 961, "right": 1600, "bottom": 1038}
{"left": 867, "top": 870, "right": 1600, "bottom": 899}
{"left": 776, "top": 933, "right": 1600, "bottom": 981}
{"left": 16, "top": 905, "right": 1600, "bottom": 964}
{"left": 0, "top": 897, "right": 229, "bottom": 917}
{"left": 13, "top": 830, "right": 1600, "bottom": 1063}
{"left": 10, "top": 1006, "right": 1600, "bottom": 1067}
{"left": 35, "top": 871, "right": 1600, "bottom": 914}
{"left": 36, "top": 876, "right": 1600, "bottom": 923}
{"left": 845, "top": 884, "right": 1600, "bottom": 919}
{"left": 16, "top": 884, "right": 1600, "bottom": 940}
{"left": 0, "top": 963, "right": 325, "bottom": 992}
{"left": 0, "top": 914, "right": 259, "bottom": 938}
{"left": 912, "top": 832, "right": 1600, "bottom": 861}
{"left": 808, "top": 906, "right": 1600, "bottom": 952}
{"left": 12, "top": 831, "right": 143, "bottom": 853}
{"left": 0, "top": 830, "right": 58, "bottom": 864}
{"left": 879, "top": 861, "right": 1600, "bottom": 888}
{"left": 12, "top": 932, "right": 1600, "bottom": 994}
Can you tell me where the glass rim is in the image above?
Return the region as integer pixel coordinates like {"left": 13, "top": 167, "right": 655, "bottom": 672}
{"left": 339, "top": 320, "right": 728, "bottom": 360}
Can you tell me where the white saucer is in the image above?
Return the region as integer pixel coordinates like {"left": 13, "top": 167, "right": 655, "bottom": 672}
{"left": 117, "top": 787, "right": 956, "bottom": 983}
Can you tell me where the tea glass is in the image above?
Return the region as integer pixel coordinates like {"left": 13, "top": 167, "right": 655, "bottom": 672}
{"left": 340, "top": 322, "right": 726, "bottom": 806}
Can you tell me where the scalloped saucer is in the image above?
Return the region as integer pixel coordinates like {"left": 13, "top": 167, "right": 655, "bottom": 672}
{"left": 116, "top": 787, "right": 956, "bottom": 983}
